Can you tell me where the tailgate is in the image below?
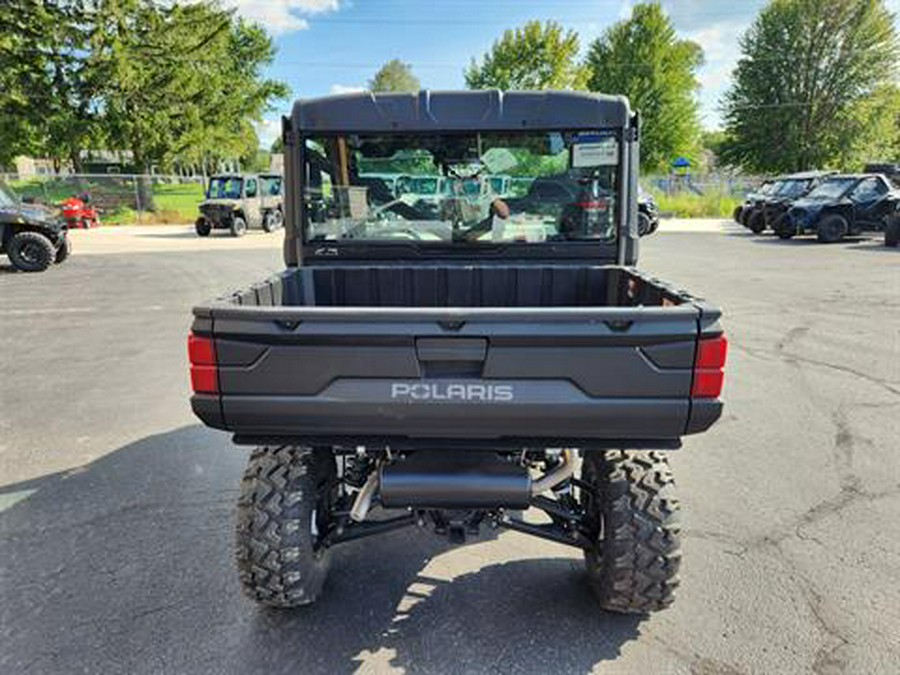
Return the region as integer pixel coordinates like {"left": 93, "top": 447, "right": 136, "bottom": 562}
{"left": 191, "top": 305, "right": 711, "bottom": 444}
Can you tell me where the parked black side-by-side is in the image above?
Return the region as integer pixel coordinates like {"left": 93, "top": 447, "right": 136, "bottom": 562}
{"left": 738, "top": 170, "right": 900, "bottom": 245}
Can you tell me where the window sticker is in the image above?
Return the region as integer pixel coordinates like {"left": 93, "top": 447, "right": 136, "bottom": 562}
{"left": 572, "top": 137, "right": 619, "bottom": 167}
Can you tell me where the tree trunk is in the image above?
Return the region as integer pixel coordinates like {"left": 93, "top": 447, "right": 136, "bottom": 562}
{"left": 132, "top": 150, "right": 156, "bottom": 212}
{"left": 70, "top": 151, "right": 83, "bottom": 174}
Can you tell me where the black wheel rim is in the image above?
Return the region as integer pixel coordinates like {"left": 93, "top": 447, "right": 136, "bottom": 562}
{"left": 20, "top": 242, "right": 44, "bottom": 264}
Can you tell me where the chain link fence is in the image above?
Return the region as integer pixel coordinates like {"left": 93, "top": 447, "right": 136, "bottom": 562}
{"left": 2, "top": 171, "right": 769, "bottom": 223}
{"left": 643, "top": 173, "right": 764, "bottom": 197}
{"left": 641, "top": 173, "right": 765, "bottom": 218}
{"left": 0, "top": 173, "right": 206, "bottom": 225}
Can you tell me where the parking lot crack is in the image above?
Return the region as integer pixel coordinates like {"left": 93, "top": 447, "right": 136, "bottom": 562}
{"left": 730, "top": 342, "right": 900, "bottom": 398}
{"left": 781, "top": 353, "right": 900, "bottom": 397}
{"left": 775, "top": 325, "right": 810, "bottom": 353}
{"left": 755, "top": 539, "right": 853, "bottom": 675}
{"left": 130, "top": 600, "right": 189, "bottom": 622}
{"left": 683, "top": 528, "right": 748, "bottom": 558}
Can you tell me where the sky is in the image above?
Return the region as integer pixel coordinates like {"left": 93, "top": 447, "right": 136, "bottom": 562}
{"left": 222, "top": 0, "right": 899, "bottom": 148}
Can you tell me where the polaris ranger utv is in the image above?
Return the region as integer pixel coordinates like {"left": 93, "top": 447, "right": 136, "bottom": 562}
{"left": 189, "top": 91, "right": 727, "bottom": 614}
{"left": 1, "top": 181, "right": 71, "bottom": 272}
{"left": 195, "top": 173, "right": 283, "bottom": 237}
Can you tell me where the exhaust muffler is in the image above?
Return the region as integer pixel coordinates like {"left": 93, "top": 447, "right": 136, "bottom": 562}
{"left": 350, "top": 450, "right": 577, "bottom": 521}
{"left": 380, "top": 455, "right": 531, "bottom": 510}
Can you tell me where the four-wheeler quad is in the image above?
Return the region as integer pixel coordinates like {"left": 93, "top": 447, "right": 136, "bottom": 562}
{"left": 189, "top": 90, "right": 728, "bottom": 614}
{"left": 783, "top": 173, "right": 899, "bottom": 243}
{"left": 0, "top": 181, "right": 71, "bottom": 272}
{"left": 195, "top": 173, "right": 283, "bottom": 237}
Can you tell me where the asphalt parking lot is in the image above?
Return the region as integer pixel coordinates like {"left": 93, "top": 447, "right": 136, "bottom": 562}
{"left": 1, "top": 222, "right": 898, "bottom": 675}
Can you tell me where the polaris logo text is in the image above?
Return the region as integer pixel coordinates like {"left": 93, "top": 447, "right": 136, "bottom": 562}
{"left": 390, "top": 383, "right": 514, "bottom": 402}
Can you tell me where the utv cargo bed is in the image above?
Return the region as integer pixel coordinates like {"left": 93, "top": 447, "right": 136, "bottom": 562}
{"left": 190, "top": 264, "right": 723, "bottom": 447}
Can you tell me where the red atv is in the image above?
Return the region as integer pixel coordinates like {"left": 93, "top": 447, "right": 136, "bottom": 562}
{"left": 60, "top": 194, "right": 100, "bottom": 229}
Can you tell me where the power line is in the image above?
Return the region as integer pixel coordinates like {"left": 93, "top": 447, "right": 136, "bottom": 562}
{"left": 271, "top": 50, "right": 883, "bottom": 68}
{"left": 302, "top": 14, "right": 753, "bottom": 26}
{"left": 304, "top": 0, "right": 765, "bottom": 16}
{"left": 727, "top": 101, "right": 815, "bottom": 110}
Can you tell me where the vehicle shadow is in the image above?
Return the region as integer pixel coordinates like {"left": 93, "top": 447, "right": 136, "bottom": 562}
{"left": 844, "top": 241, "right": 897, "bottom": 253}
{"left": 0, "top": 426, "right": 641, "bottom": 675}
{"left": 726, "top": 233, "right": 875, "bottom": 246}
{"left": 135, "top": 229, "right": 202, "bottom": 239}
{"left": 137, "top": 230, "right": 276, "bottom": 239}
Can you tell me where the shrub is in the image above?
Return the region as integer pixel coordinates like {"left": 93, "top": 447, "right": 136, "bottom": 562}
{"left": 652, "top": 191, "right": 741, "bottom": 218}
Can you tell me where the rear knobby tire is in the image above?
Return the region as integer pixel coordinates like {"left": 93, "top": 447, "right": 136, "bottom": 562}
{"left": 7, "top": 231, "right": 55, "bottom": 272}
{"left": 235, "top": 446, "right": 335, "bottom": 608}
{"left": 581, "top": 450, "right": 681, "bottom": 614}
{"left": 195, "top": 217, "right": 211, "bottom": 237}
{"left": 637, "top": 212, "right": 652, "bottom": 237}
{"left": 230, "top": 216, "right": 247, "bottom": 237}
{"left": 748, "top": 210, "right": 766, "bottom": 234}
{"left": 772, "top": 215, "right": 794, "bottom": 240}
{"left": 54, "top": 237, "right": 72, "bottom": 264}
{"left": 816, "top": 214, "right": 847, "bottom": 243}
{"left": 885, "top": 217, "right": 899, "bottom": 248}
{"left": 262, "top": 210, "right": 283, "bottom": 233}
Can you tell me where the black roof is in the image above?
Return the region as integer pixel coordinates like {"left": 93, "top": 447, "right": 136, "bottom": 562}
{"left": 780, "top": 170, "right": 836, "bottom": 180}
{"left": 820, "top": 173, "right": 884, "bottom": 180}
{"left": 291, "top": 90, "right": 632, "bottom": 133}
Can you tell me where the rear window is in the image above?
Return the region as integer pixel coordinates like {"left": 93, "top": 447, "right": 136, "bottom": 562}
{"left": 302, "top": 131, "right": 620, "bottom": 245}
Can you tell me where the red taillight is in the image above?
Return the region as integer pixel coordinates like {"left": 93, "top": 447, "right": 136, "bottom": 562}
{"left": 576, "top": 200, "right": 608, "bottom": 210}
{"left": 696, "top": 335, "right": 728, "bottom": 369}
{"left": 188, "top": 334, "right": 216, "bottom": 365}
{"left": 188, "top": 333, "right": 218, "bottom": 394}
{"left": 692, "top": 369, "right": 725, "bottom": 398}
{"left": 190, "top": 366, "right": 218, "bottom": 394}
{"left": 692, "top": 334, "right": 727, "bottom": 398}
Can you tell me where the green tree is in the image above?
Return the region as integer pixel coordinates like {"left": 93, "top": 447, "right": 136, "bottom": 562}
{"left": 1, "top": 0, "right": 287, "bottom": 184}
{"left": 89, "top": 1, "right": 287, "bottom": 203}
{"left": 585, "top": 3, "right": 704, "bottom": 171}
{"left": 0, "top": 1, "right": 99, "bottom": 170}
{"left": 247, "top": 149, "right": 273, "bottom": 173}
{"left": 465, "top": 21, "right": 587, "bottom": 90}
{"left": 720, "top": 0, "right": 899, "bottom": 172}
{"left": 698, "top": 129, "right": 730, "bottom": 170}
{"left": 841, "top": 84, "right": 900, "bottom": 166}
{"left": 368, "top": 59, "right": 420, "bottom": 93}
